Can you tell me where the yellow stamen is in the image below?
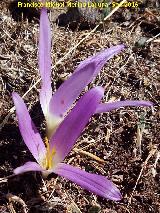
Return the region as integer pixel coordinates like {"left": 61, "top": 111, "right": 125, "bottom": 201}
{"left": 43, "top": 137, "right": 56, "bottom": 169}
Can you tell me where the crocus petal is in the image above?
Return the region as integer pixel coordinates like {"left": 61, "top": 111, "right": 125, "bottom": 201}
{"left": 46, "top": 113, "right": 63, "bottom": 139}
{"left": 39, "top": 8, "right": 52, "bottom": 119}
{"left": 14, "top": 162, "right": 44, "bottom": 175}
{"left": 49, "top": 45, "right": 124, "bottom": 119}
{"left": 54, "top": 163, "right": 121, "bottom": 201}
{"left": 50, "top": 87, "right": 104, "bottom": 166}
{"left": 12, "top": 92, "right": 46, "bottom": 164}
{"left": 95, "top": 100, "right": 153, "bottom": 114}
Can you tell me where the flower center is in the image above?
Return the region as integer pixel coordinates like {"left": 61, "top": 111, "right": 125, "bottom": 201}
{"left": 42, "top": 137, "right": 56, "bottom": 170}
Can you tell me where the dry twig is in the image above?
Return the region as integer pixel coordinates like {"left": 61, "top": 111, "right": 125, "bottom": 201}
{"left": 6, "top": 193, "right": 28, "bottom": 213}
{"left": 73, "top": 147, "right": 106, "bottom": 163}
{"left": 128, "top": 146, "right": 157, "bottom": 205}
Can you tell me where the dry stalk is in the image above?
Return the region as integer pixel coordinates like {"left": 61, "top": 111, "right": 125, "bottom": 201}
{"left": 128, "top": 146, "right": 157, "bottom": 206}
{"left": 47, "top": 177, "right": 58, "bottom": 201}
{"left": 6, "top": 193, "right": 27, "bottom": 213}
{"left": 73, "top": 147, "right": 106, "bottom": 163}
{"left": 136, "top": 123, "right": 145, "bottom": 157}
{"left": 65, "top": 192, "right": 82, "bottom": 213}
{"left": 146, "top": 33, "right": 160, "bottom": 43}
{"left": 0, "top": 174, "right": 16, "bottom": 183}
{"left": 7, "top": 203, "right": 16, "bottom": 213}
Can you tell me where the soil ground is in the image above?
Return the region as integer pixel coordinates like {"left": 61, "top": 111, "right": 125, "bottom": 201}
{"left": 0, "top": 0, "right": 160, "bottom": 212}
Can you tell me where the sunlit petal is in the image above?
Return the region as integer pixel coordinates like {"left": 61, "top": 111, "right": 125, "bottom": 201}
{"left": 39, "top": 8, "right": 52, "bottom": 119}
{"left": 54, "top": 163, "right": 122, "bottom": 201}
{"left": 50, "top": 87, "right": 104, "bottom": 166}
{"left": 95, "top": 100, "right": 153, "bottom": 114}
{"left": 12, "top": 92, "right": 46, "bottom": 163}
{"left": 14, "top": 162, "right": 44, "bottom": 175}
{"left": 49, "top": 45, "right": 124, "bottom": 119}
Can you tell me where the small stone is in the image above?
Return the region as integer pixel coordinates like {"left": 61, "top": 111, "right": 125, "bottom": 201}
{"left": 135, "top": 37, "right": 148, "bottom": 48}
{"left": 88, "top": 205, "right": 101, "bottom": 213}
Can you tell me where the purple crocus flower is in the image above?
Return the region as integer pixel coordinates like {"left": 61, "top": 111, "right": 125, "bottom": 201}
{"left": 12, "top": 87, "right": 122, "bottom": 201}
{"left": 12, "top": 8, "right": 153, "bottom": 201}
{"left": 38, "top": 8, "right": 152, "bottom": 139}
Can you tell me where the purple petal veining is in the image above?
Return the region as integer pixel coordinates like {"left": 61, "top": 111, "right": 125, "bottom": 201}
{"left": 49, "top": 45, "right": 125, "bottom": 119}
{"left": 54, "top": 163, "right": 122, "bottom": 201}
{"left": 39, "top": 8, "right": 52, "bottom": 118}
{"left": 50, "top": 87, "right": 104, "bottom": 165}
{"left": 96, "top": 100, "right": 153, "bottom": 114}
{"left": 14, "top": 162, "right": 44, "bottom": 175}
{"left": 12, "top": 92, "right": 46, "bottom": 163}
